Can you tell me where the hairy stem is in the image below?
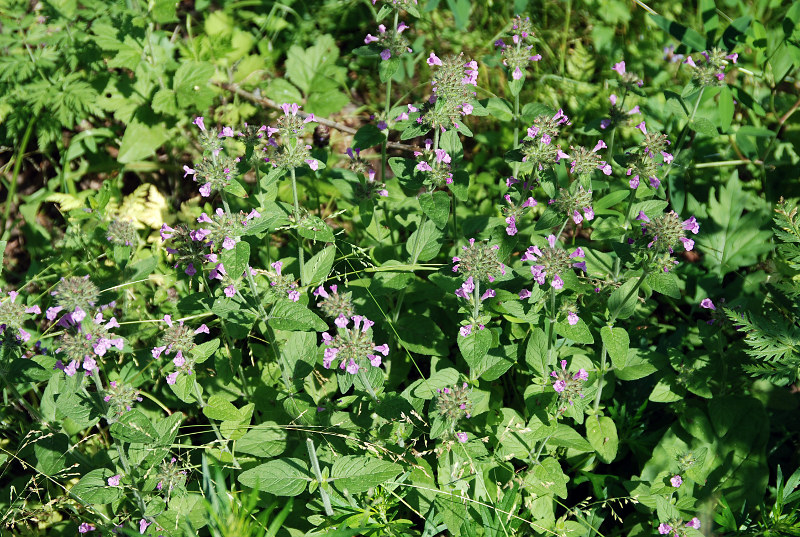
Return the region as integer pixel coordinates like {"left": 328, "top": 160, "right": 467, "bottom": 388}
{"left": 306, "top": 438, "right": 334, "bottom": 516}
{"left": 291, "top": 167, "right": 306, "bottom": 284}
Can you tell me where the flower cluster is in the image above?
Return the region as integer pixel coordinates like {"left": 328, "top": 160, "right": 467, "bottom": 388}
{"left": 103, "top": 380, "right": 143, "bottom": 416}
{"left": 262, "top": 103, "right": 319, "bottom": 171}
{"left": 436, "top": 382, "right": 472, "bottom": 443}
{"left": 684, "top": 47, "right": 738, "bottom": 86}
{"left": 521, "top": 234, "right": 586, "bottom": 289}
{"left": 155, "top": 456, "right": 188, "bottom": 495}
{"left": 501, "top": 194, "right": 537, "bottom": 235}
{"left": 159, "top": 223, "right": 213, "bottom": 276}
{"left": 551, "top": 186, "right": 595, "bottom": 225}
{"left": 611, "top": 60, "right": 643, "bottom": 90}
{"left": 658, "top": 517, "right": 701, "bottom": 536}
{"left": 151, "top": 315, "right": 209, "bottom": 385}
{"left": 265, "top": 261, "right": 300, "bottom": 302}
{"left": 48, "top": 275, "right": 100, "bottom": 321}
{"left": 0, "top": 291, "right": 40, "bottom": 344}
{"left": 520, "top": 109, "right": 571, "bottom": 171}
{"left": 550, "top": 360, "right": 589, "bottom": 406}
{"left": 314, "top": 284, "right": 355, "bottom": 319}
{"left": 106, "top": 220, "right": 138, "bottom": 247}
{"left": 183, "top": 154, "right": 239, "bottom": 198}
{"left": 414, "top": 139, "right": 454, "bottom": 188}
{"left": 635, "top": 210, "right": 699, "bottom": 254}
{"left": 422, "top": 52, "right": 478, "bottom": 131}
{"left": 495, "top": 16, "right": 542, "bottom": 81}
{"left": 452, "top": 238, "right": 507, "bottom": 283}
{"left": 625, "top": 121, "right": 673, "bottom": 190}
{"left": 600, "top": 93, "right": 641, "bottom": 130}
{"left": 364, "top": 21, "right": 412, "bottom": 61}
{"left": 558, "top": 139, "right": 612, "bottom": 177}
{"left": 454, "top": 277, "right": 495, "bottom": 312}
{"left": 321, "top": 315, "right": 388, "bottom": 374}
{"left": 54, "top": 307, "right": 124, "bottom": 377}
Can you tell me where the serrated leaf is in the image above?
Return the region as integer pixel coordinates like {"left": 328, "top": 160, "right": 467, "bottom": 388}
{"left": 719, "top": 85, "right": 734, "bottom": 132}
{"left": 419, "top": 191, "right": 451, "bottom": 230}
{"left": 269, "top": 301, "right": 327, "bottom": 332}
{"left": 298, "top": 215, "right": 335, "bottom": 242}
{"left": 192, "top": 339, "right": 220, "bottom": 364}
{"left": 586, "top": 416, "right": 619, "bottom": 463}
{"left": 203, "top": 395, "right": 242, "bottom": 421}
{"left": 302, "top": 245, "right": 335, "bottom": 287}
{"left": 406, "top": 220, "right": 443, "bottom": 262}
{"left": 109, "top": 410, "right": 159, "bottom": 444}
{"left": 601, "top": 326, "right": 630, "bottom": 370}
{"left": 118, "top": 121, "right": 169, "bottom": 164}
{"left": 353, "top": 124, "right": 386, "bottom": 150}
{"left": 458, "top": 328, "right": 492, "bottom": 370}
{"left": 608, "top": 277, "right": 641, "bottom": 320}
{"left": 236, "top": 423, "right": 287, "bottom": 457}
{"left": 690, "top": 117, "right": 718, "bottom": 137}
{"left": 71, "top": 469, "right": 124, "bottom": 505}
{"left": 555, "top": 318, "right": 594, "bottom": 344}
{"left": 221, "top": 241, "right": 250, "bottom": 280}
{"left": 238, "top": 458, "right": 310, "bottom": 496}
{"left": 331, "top": 456, "right": 402, "bottom": 493}
{"left": 646, "top": 271, "right": 680, "bottom": 299}
{"left": 525, "top": 328, "right": 549, "bottom": 376}
{"left": 174, "top": 61, "right": 215, "bottom": 110}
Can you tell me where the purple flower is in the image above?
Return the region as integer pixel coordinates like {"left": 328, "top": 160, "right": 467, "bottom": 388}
{"left": 553, "top": 379, "right": 566, "bottom": 393}
{"left": 364, "top": 34, "right": 378, "bottom": 44}
{"left": 456, "top": 432, "right": 468, "bottom": 443}
{"left": 416, "top": 161, "right": 433, "bottom": 172}
{"left": 427, "top": 52, "right": 442, "bottom": 66}
{"left": 79, "top": 523, "right": 95, "bottom": 533}
{"left": 195, "top": 324, "right": 210, "bottom": 334}
{"left": 635, "top": 121, "right": 647, "bottom": 134}
{"left": 166, "top": 372, "right": 179, "bottom": 385}
{"left": 658, "top": 523, "right": 672, "bottom": 535}
{"left": 183, "top": 165, "right": 196, "bottom": 178}
{"left": 686, "top": 517, "right": 701, "bottom": 529}
{"left": 726, "top": 53, "right": 738, "bottom": 64}
{"left": 380, "top": 49, "right": 391, "bottom": 61}
{"left": 459, "top": 325, "right": 472, "bottom": 337}
{"left": 612, "top": 61, "right": 626, "bottom": 75}
{"left": 193, "top": 117, "right": 206, "bottom": 131}
{"left": 700, "top": 298, "right": 715, "bottom": 310}
{"left": 107, "top": 474, "right": 121, "bottom": 487}
{"left": 573, "top": 368, "right": 588, "bottom": 381}
{"left": 670, "top": 474, "right": 682, "bottom": 487}
{"left": 139, "top": 518, "right": 151, "bottom": 534}
{"left": 512, "top": 66, "right": 523, "bottom": 80}
{"left": 224, "top": 285, "right": 235, "bottom": 298}
{"left": 567, "top": 311, "right": 579, "bottom": 325}
{"left": 682, "top": 216, "right": 700, "bottom": 234}
{"left": 199, "top": 183, "right": 212, "bottom": 197}
{"left": 519, "top": 289, "right": 531, "bottom": 299}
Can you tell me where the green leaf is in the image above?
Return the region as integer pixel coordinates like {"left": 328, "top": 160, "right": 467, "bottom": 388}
{"left": 413, "top": 367, "right": 460, "bottom": 399}
{"left": 192, "top": 339, "right": 220, "bottom": 364}
{"left": 600, "top": 326, "right": 629, "bottom": 370}
{"left": 458, "top": 328, "right": 492, "bottom": 370}
{"left": 555, "top": 318, "right": 594, "bottom": 344}
{"left": 331, "top": 456, "right": 402, "bottom": 493}
{"left": 174, "top": 61, "right": 215, "bottom": 110}
{"left": 608, "top": 277, "right": 641, "bottom": 320}
{"left": 221, "top": 403, "right": 253, "bottom": 440}
{"left": 697, "top": 174, "right": 772, "bottom": 278}
{"left": 650, "top": 14, "right": 707, "bottom": 51}
{"left": 302, "top": 245, "right": 335, "bottom": 287}
{"left": 151, "top": 0, "right": 178, "bottom": 23}
{"left": 298, "top": 215, "right": 335, "bottom": 242}
{"left": 649, "top": 375, "right": 685, "bottom": 402}
{"left": 282, "top": 331, "right": 317, "bottom": 388}
{"left": 700, "top": 0, "right": 719, "bottom": 35}
{"left": 203, "top": 395, "right": 243, "bottom": 421}
{"left": 221, "top": 241, "right": 250, "bottom": 281}
{"left": 353, "top": 124, "right": 386, "bottom": 150}
{"left": 285, "top": 34, "right": 343, "bottom": 96}
{"left": 586, "top": 416, "right": 619, "bottom": 463}
{"left": 525, "top": 328, "right": 549, "bottom": 376}
{"left": 269, "top": 301, "right": 328, "bottom": 332}
{"left": 646, "top": 271, "right": 680, "bottom": 299}
{"left": 236, "top": 422, "right": 287, "bottom": 458}
{"left": 690, "top": 117, "right": 718, "bottom": 137}
{"left": 396, "top": 314, "right": 449, "bottom": 356}
{"left": 169, "top": 373, "right": 198, "bottom": 403}
{"left": 616, "top": 349, "right": 658, "bottom": 381}
{"left": 33, "top": 433, "right": 69, "bottom": 476}
{"left": 266, "top": 78, "right": 303, "bottom": 105}
{"left": 109, "top": 410, "right": 159, "bottom": 444}
{"left": 524, "top": 457, "right": 568, "bottom": 498}
{"left": 117, "top": 121, "right": 169, "bottom": 164}
{"left": 419, "top": 191, "right": 451, "bottom": 230}
{"left": 238, "top": 458, "right": 310, "bottom": 496}
{"left": 71, "top": 469, "right": 124, "bottom": 505}
{"left": 406, "top": 220, "right": 444, "bottom": 262}
{"left": 379, "top": 56, "right": 400, "bottom": 82}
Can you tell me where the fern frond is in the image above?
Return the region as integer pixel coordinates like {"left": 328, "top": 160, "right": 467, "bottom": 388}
{"left": 727, "top": 307, "right": 800, "bottom": 384}
{"left": 115, "top": 184, "right": 167, "bottom": 229}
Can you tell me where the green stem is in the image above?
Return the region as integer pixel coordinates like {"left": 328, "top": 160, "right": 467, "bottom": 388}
{"left": 306, "top": 439, "right": 334, "bottom": 516}
{"left": 290, "top": 167, "right": 306, "bottom": 284}
{"left": 245, "top": 270, "right": 292, "bottom": 392}
{"left": 472, "top": 278, "right": 481, "bottom": 321}
{"left": 556, "top": 216, "right": 570, "bottom": 240}
{"left": 358, "top": 368, "right": 379, "bottom": 403}
{"left": 2, "top": 115, "right": 35, "bottom": 240}
{"left": 191, "top": 379, "right": 241, "bottom": 469}
{"left": 545, "top": 286, "right": 557, "bottom": 368}
{"left": 593, "top": 269, "right": 648, "bottom": 413}
{"left": 661, "top": 86, "right": 706, "bottom": 182}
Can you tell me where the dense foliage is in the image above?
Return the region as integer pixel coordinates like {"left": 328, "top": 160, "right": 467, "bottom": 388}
{"left": 1, "top": 0, "right": 800, "bottom": 536}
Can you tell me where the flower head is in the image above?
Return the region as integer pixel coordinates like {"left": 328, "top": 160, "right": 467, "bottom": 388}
{"left": 452, "top": 239, "right": 506, "bottom": 283}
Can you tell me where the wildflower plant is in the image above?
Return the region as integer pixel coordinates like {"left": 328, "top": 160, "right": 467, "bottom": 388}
{"left": 1, "top": 3, "right": 796, "bottom": 537}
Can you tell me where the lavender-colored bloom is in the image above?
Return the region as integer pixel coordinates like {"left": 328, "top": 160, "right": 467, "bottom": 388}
{"left": 683, "top": 216, "right": 700, "bottom": 234}
{"left": 456, "top": 432, "right": 468, "bottom": 443}
{"left": 635, "top": 121, "right": 647, "bottom": 134}
{"left": 573, "top": 368, "right": 588, "bottom": 381}
{"left": 658, "top": 523, "right": 672, "bottom": 535}
{"left": 460, "top": 325, "right": 472, "bottom": 337}
{"left": 567, "top": 311, "right": 579, "bottom": 325}
{"left": 195, "top": 324, "right": 210, "bottom": 334}
{"left": 680, "top": 237, "right": 695, "bottom": 251}
{"left": 79, "top": 523, "right": 95, "bottom": 533}
{"left": 224, "top": 285, "right": 235, "bottom": 298}
{"left": 193, "top": 117, "right": 206, "bottom": 131}
{"left": 364, "top": 34, "right": 378, "bottom": 44}
{"left": 512, "top": 66, "right": 523, "bottom": 80}
{"left": 166, "top": 371, "right": 179, "bottom": 385}
{"left": 199, "top": 183, "right": 212, "bottom": 197}
{"left": 139, "top": 519, "right": 151, "bottom": 534}
{"left": 700, "top": 298, "right": 715, "bottom": 310}
{"left": 612, "top": 61, "right": 626, "bottom": 75}
{"left": 670, "top": 474, "right": 683, "bottom": 487}
{"left": 553, "top": 379, "right": 566, "bottom": 393}
{"left": 726, "top": 53, "right": 738, "bottom": 64}
{"left": 686, "top": 517, "right": 701, "bottom": 529}
{"left": 427, "top": 52, "right": 442, "bottom": 66}
{"left": 416, "top": 161, "right": 433, "bottom": 172}
{"left": 108, "top": 474, "right": 121, "bottom": 487}
{"left": 380, "top": 49, "right": 391, "bottom": 61}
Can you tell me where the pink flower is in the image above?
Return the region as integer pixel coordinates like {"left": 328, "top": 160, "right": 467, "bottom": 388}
{"left": 658, "top": 523, "right": 672, "bottom": 535}
{"left": 305, "top": 159, "right": 319, "bottom": 171}
{"left": 193, "top": 117, "right": 206, "bottom": 131}
{"left": 551, "top": 274, "right": 564, "bottom": 290}
{"left": 416, "top": 161, "right": 433, "bottom": 172}
{"left": 519, "top": 289, "right": 531, "bottom": 299}
{"left": 224, "top": 285, "right": 235, "bottom": 298}
{"left": 380, "top": 49, "right": 391, "bottom": 61}
{"left": 427, "top": 52, "right": 442, "bottom": 66}
{"left": 107, "top": 474, "right": 121, "bottom": 487}
{"left": 166, "top": 372, "right": 179, "bottom": 385}
{"left": 456, "top": 432, "right": 468, "bottom": 443}
{"left": 195, "top": 324, "right": 210, "bottom": 334}
{"left": 685, "top": 517, "right": 701, "bottom": 529}
{"left": 567, "top": 311, "right": 579, "bottom": 325}
{"left": 726, "top": 53, "right": 738, "bottom": 64}
{"left": 512, "top": 66, "right": 523, "bottom": 80}
{"left": 573, "top": 368, "right": 588, "bottom": 381}
{"left": 183, "top": 165, "right": 196, "bottom": 178}
{"left": 682, "top": 216, "right": 700, "bottom": 234}
{"left": 684, "top": 56, "right": 697, "bottom": 68}
{"left": 553, "top": 379, "right": 566, "bottom": 393}
{"left": 199, "top": 183, "right": 212, "bottom": 197}
{"left": 79, "top": 523, "right": 95, "bottom": 533}
{"left": 459, "top": 325, "right": 472, "bottom": 337}
{"left": 612, "top": 61, "right": 626, "bottom": 75}
{"left": 364, "top": 34, "right": 378, "bottom": 44}
{"left": 670, "top": 474, "right": 682, "bottom": 487}
{"left": 700, "top": 298, "right": 715, "bottom": 310}
{"left": 635, "top": 121, "right": 647, "bottom": 134}
{"left": 139, "top": 518, "right": 151, "bottom": 534}
{"left": 280, "top": 103, "right": 300, "bottom": 116}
